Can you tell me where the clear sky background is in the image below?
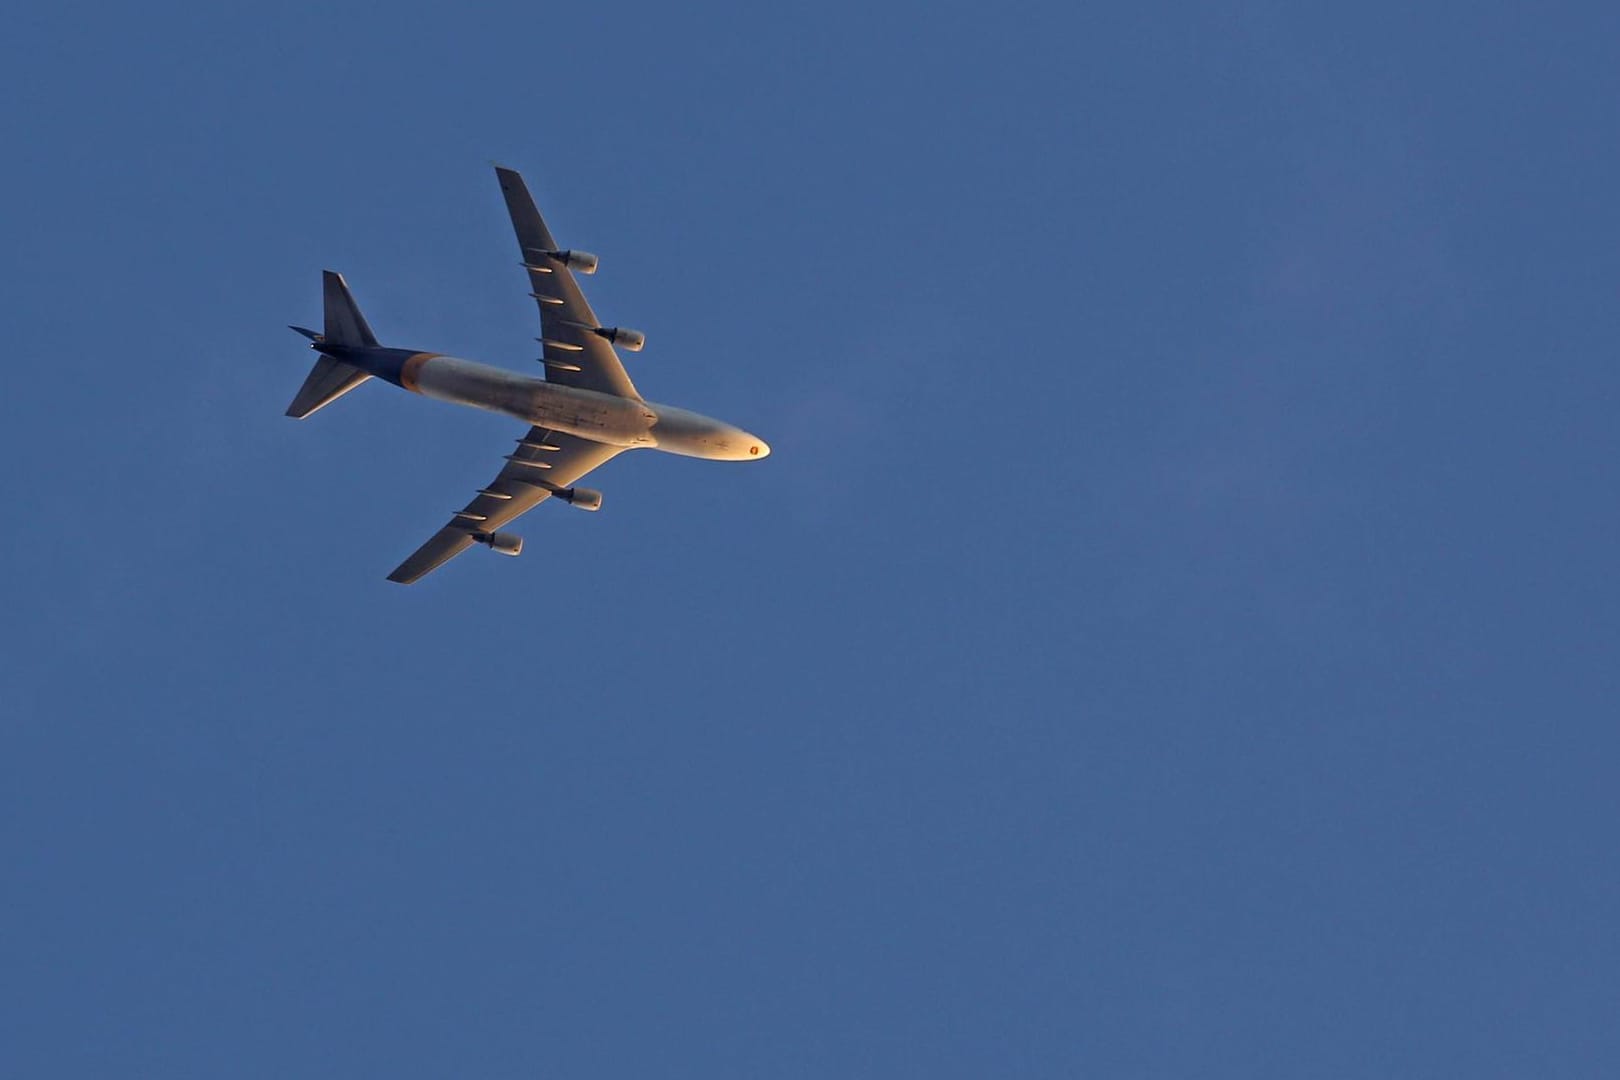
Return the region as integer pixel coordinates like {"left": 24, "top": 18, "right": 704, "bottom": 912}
{"left": 3, "top": 2, "right": 1618, "bottom": 1076}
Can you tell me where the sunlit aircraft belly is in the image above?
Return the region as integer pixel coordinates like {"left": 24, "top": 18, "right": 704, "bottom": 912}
{"left": 402, "top": 354, "right": 655, "bottom": 447}
{"left": 392, "top": 352, "right": 770, "bottom": 460}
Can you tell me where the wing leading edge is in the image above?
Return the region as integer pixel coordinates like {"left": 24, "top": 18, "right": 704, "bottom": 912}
{"left": 386, "top": 429, "right": 625, "bottom": 584}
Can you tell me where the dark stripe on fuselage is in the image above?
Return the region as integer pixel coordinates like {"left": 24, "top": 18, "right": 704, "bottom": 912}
{"left": 315, "top": 345, "right": 437, "bottom": 391}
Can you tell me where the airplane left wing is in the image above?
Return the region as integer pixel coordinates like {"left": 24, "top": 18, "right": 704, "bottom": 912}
{"left": 386, "top": 428, "right": 625, "bottom": 584}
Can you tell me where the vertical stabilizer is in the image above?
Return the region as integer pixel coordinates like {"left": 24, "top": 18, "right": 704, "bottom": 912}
{"left": 322, "top": 270, "right": 379, "bottom": 347}
{"left": 285, "top": 271, "right": 378, "bottom": 418}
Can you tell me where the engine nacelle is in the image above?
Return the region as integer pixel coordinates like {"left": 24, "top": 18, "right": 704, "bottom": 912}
{"left": 473, "top": 531, "right": 523, "bottom": 556}
{"left": 557, "top": 487, "right": 603, "bottom": 512}
{"left": 592, "top": 326, "right": 645, "bottom": 352}
{"left": 552, "top": 249, "right": 598, "bottom": 274}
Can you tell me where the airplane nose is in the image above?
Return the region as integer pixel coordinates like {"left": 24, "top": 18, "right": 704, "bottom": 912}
{"left": 746, "top": 437, "right": 770, "bottom": 459}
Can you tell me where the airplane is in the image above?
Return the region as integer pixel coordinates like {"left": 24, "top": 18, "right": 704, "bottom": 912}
{"left": 285, "top": 165, "right": 771, "bottom": 584}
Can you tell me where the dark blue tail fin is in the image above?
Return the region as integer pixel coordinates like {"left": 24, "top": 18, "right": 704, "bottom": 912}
{"left": 321, "top": 270, "right": 379, "bottom": 346}
{"left": 285, "top": 272, "right": 376, "bottom": 418}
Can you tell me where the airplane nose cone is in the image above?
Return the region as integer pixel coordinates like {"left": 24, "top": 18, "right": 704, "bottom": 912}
{"left": 747, "top": 438, "right": 770, "bottom": 459}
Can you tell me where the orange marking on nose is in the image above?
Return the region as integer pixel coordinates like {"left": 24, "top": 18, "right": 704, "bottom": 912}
{"left": 400, "top": 352, "right": 437, "bottom": 393}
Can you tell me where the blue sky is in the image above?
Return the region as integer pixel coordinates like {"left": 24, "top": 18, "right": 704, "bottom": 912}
{"left": 3, "top": 2, "right": 1619, "bottom": 1076}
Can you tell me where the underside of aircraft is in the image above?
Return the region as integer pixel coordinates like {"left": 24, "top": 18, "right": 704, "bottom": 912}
{"left": 285, "top": 166, "right": 769, "bottom": 583}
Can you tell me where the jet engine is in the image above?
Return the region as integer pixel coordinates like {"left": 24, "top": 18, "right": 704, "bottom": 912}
{"left": 522, "top": 248, "right": 599, "bottom": 275}
{"left": 591, "top": 326, "right": 645, "bottom": 351}
{"left": 556, "top": 487, "right": 603, "bottom": 511}
{"left": 550, "top": 249, "right": 599, "bottom": 274}
{"left": 473, "top": 531, "right": 523, "bottom": 556}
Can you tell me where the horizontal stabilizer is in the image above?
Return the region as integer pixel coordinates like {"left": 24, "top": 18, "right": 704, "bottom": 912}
{"left": 286, "top": 355, "right": 371, "bottom": 418}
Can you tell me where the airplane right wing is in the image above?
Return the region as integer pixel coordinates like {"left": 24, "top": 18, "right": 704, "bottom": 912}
{"left": 386, "top": 427, "right": 625, "bottom": 584}
{"left": 494, "top": 166, "right": 642, "bottom": 401}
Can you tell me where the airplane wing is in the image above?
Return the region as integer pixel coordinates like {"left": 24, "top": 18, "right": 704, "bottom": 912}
{"left": 495, "top": 166, "right": 641, "bottom": 401}
{"left": 386, "top": 428, "right": 625, "bottom": 584}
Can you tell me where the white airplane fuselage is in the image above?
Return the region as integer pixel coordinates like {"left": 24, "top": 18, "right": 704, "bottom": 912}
{"left": 370, "top": 349, "right": 770, "bottom": 461}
